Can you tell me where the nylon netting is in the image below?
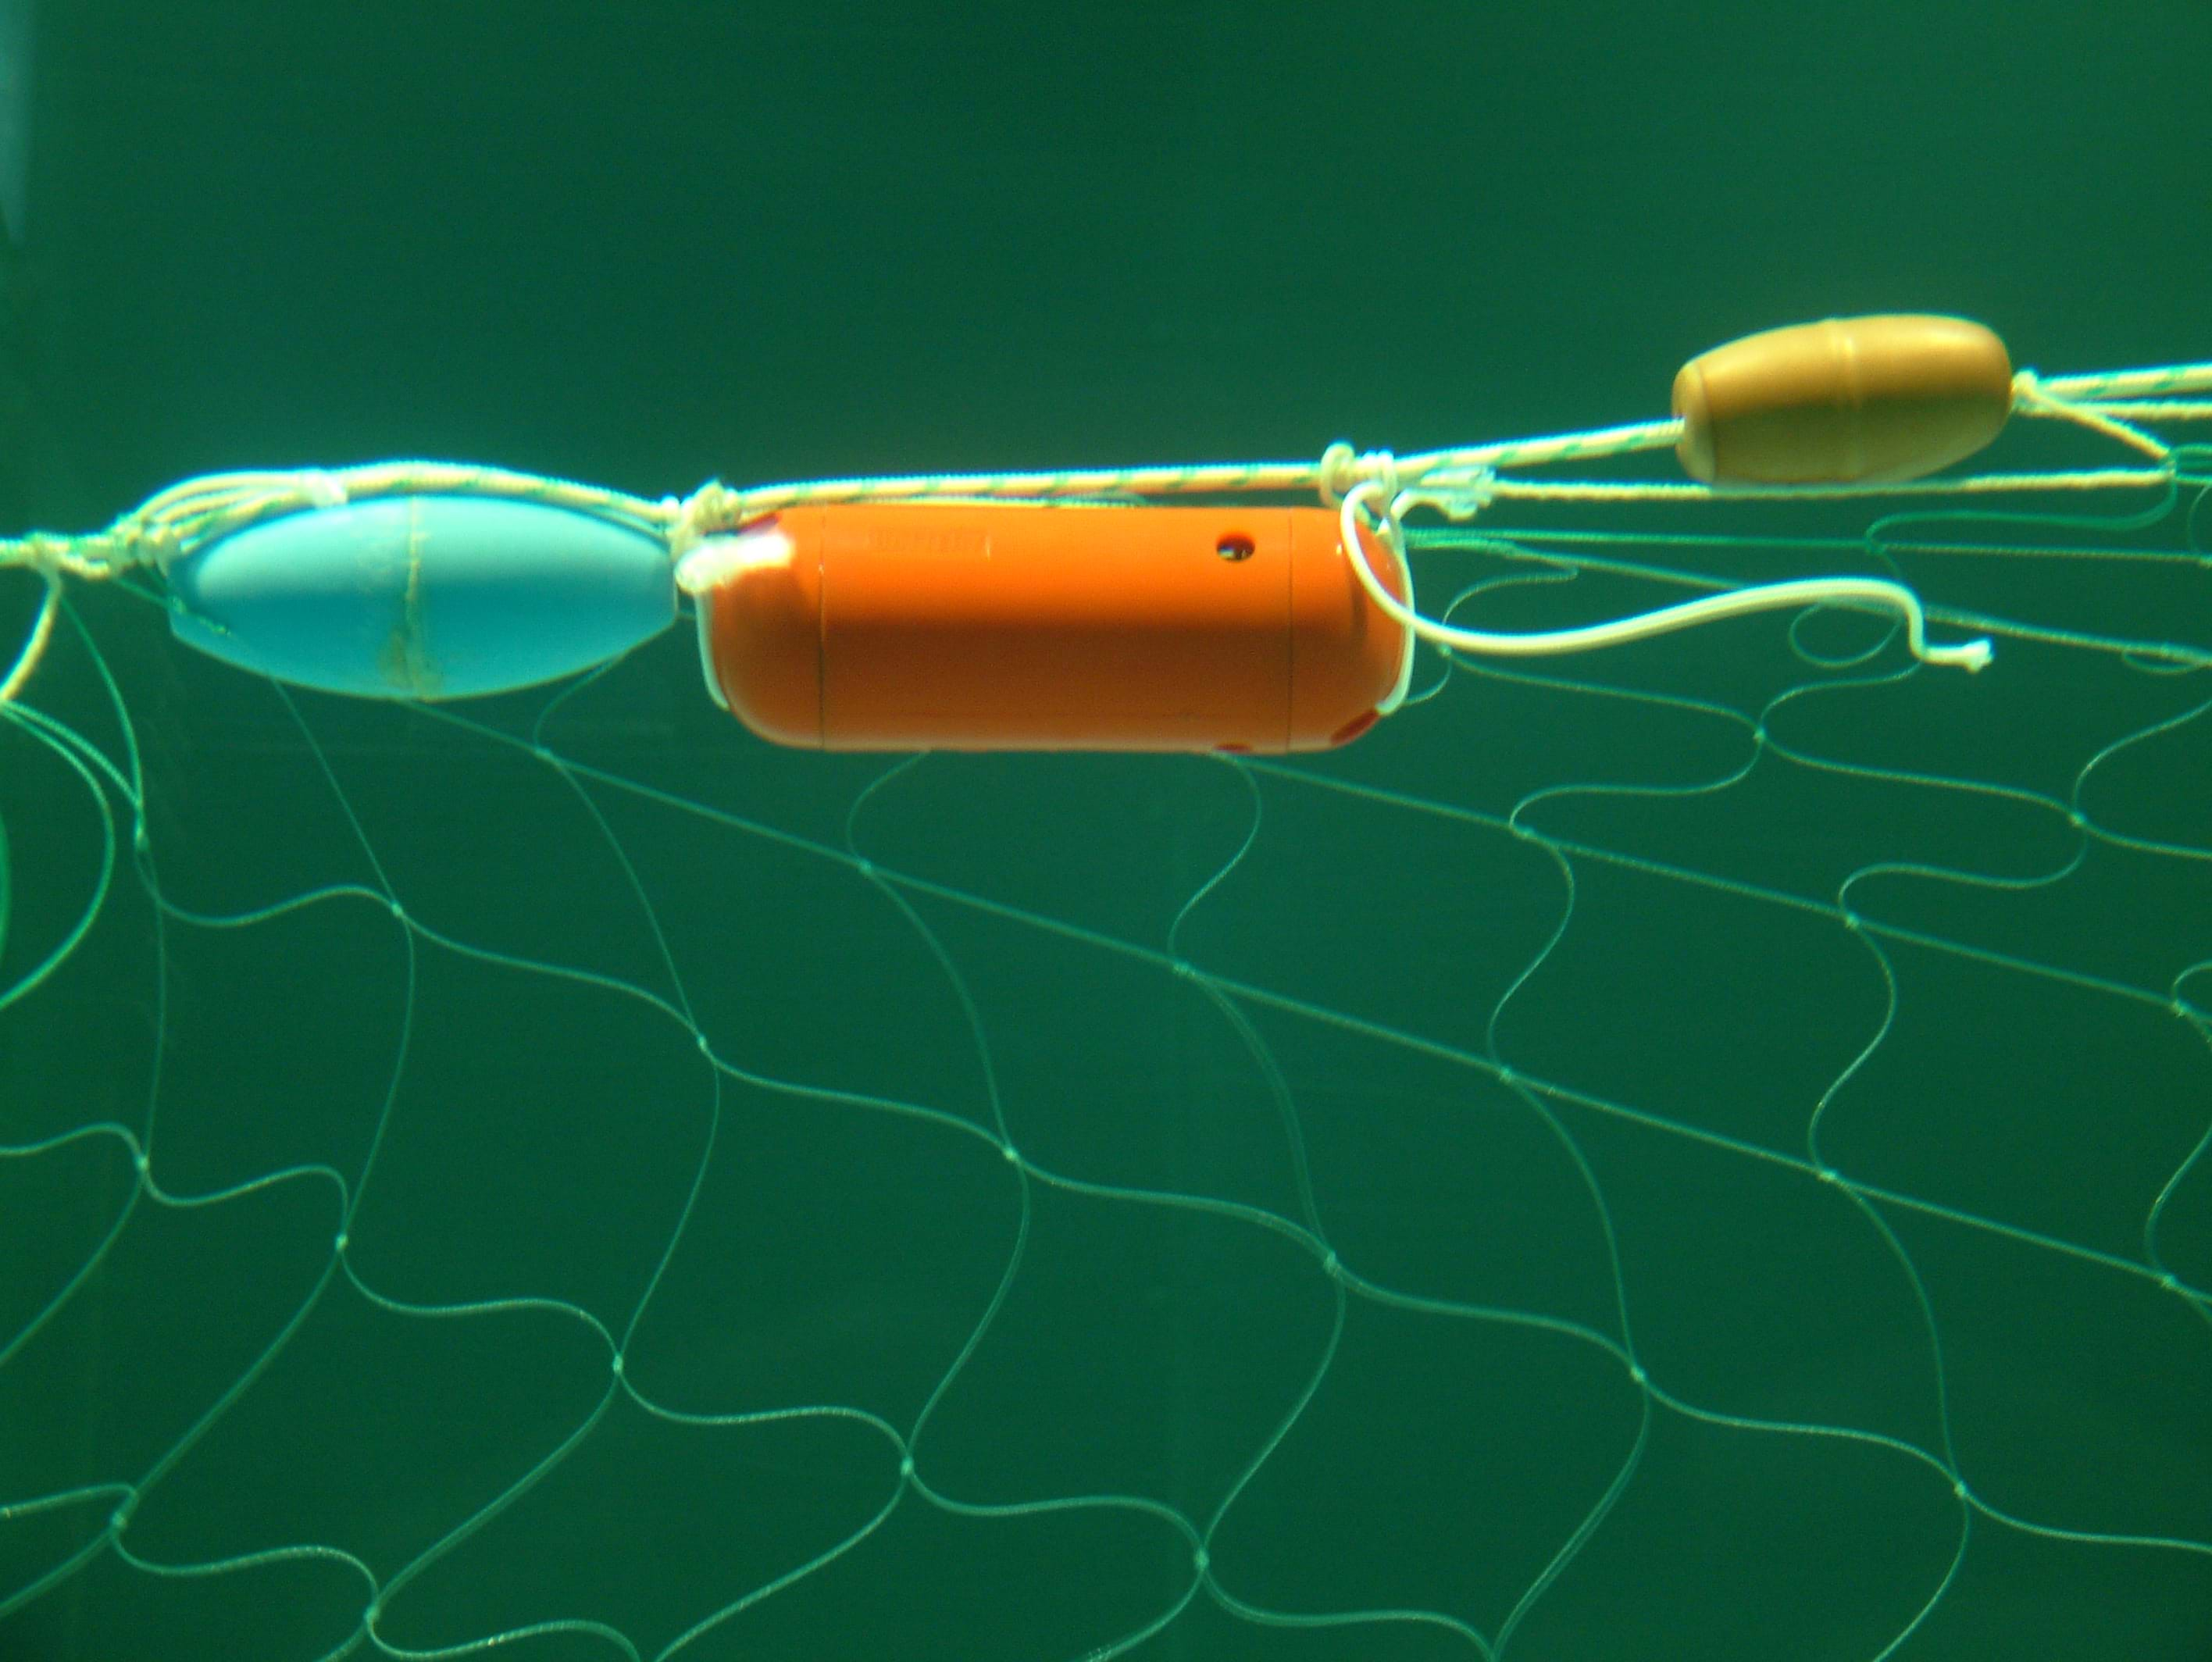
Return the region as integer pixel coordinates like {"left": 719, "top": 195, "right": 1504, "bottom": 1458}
{"left": 3, "top": 465, "right": 2210, "bottom": 1660}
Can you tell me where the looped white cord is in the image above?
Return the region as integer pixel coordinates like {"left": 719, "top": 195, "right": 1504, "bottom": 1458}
{"left": 1328, "top": 483, "right": 1420, "bottom": 715}
{"left": 0, "top": 537, "right": 67, "bottom": 706}
{"left": 1336, "top": 482, "right": 1993, "bottom": 673}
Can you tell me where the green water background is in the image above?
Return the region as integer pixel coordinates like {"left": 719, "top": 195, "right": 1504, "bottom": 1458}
{"left": 1, "top": 2, "right": 2208, "bottom": 1658}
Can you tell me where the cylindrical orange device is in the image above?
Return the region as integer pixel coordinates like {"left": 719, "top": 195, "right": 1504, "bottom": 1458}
{"left": 682, "top": 503, "right": 1411, "bottom": 752}
{"left": 1672, "top": 315, "right": 2014, "bottom": 485}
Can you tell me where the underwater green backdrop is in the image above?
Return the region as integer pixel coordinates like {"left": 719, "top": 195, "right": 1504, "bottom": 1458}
{"left": 2, "top": 1, "right": 2208, "bottom": 1658}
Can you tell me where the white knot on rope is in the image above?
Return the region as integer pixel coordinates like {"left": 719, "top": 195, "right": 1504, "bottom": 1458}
{"left": 1317, "top": 443, "right": 1401, "bottom": 508}
{"left": 121, "top": 515, "right": 184, "bottom": 573}
{"left": 18, "top": 530, "right": 68, "bottom": 576}
{"left": 1401, "top": 465, "right": 1499, "bottom": 522}
{"left": 666, "top": 480, "right": 737, "bottom": 562}
{"left": 296, "top": 469, "right": 350, "bottom": 509}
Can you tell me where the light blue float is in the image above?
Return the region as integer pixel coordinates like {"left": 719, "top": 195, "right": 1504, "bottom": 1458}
{"left": 166, "top": 495, "right": 676, "bottom": 700}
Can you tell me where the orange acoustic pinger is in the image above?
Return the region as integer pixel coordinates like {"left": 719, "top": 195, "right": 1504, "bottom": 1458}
{"left": 683, "top": 502, "right": 1412, "bottom": 753}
